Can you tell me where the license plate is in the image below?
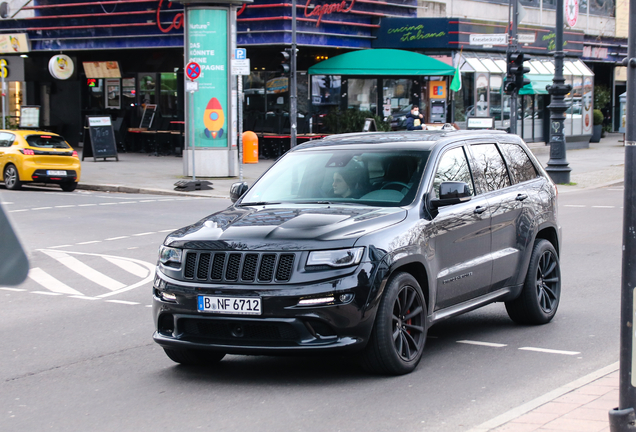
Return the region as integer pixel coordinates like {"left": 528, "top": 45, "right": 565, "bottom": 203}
{"left": 47, "top": 170, "right": 66, "bottom": 176}
{"left": 197, "top": 295, "right": 261, "bottom": 315}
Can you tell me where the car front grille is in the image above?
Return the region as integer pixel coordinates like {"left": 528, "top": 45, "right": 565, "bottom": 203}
{"left": 180, "top": 318, "right": 299, "bottom": 342}
{"left": 183, "top": 251, "right": 295, "bottom": 283}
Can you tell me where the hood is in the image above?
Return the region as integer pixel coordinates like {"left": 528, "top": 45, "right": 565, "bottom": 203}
{"left": 164, "top": 205, "right": 407, "bottom": 251}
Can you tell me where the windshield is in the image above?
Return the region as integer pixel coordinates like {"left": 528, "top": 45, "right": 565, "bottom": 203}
{"left": 241, "top": 149, "right": 430, "bottom": 207}
{"left": 26, "top": 135, "right": 71, "bottom": 149}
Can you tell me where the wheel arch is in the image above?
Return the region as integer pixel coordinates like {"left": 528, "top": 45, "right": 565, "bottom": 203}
{"left": 387, "top": 258, "right": 431, "bottom": 314}
{"left": 534, "top": 226, "right": 560, "bottom": 255}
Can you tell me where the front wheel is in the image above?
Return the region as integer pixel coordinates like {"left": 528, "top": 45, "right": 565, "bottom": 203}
{"left": 361, "top": 272, "right": 427, "bottom": 375}
{"left": 3, "top": 164, "right": 22, "bottom": 190}
{"left": 163, "top": 348, "right": 226, "bottom": 366}
{"left": 505, "top": 239, "right": 561, "bottom": 325}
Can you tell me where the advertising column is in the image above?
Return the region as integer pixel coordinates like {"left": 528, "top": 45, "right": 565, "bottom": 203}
{"left": 184, "top": 7, "right": 232, "bottom": 177}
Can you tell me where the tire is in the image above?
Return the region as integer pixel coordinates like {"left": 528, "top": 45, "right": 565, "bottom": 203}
{"left": 361, "top": 272, "right": 427, "bottom": 375}
{"left": 163, "top": 347, "right": 225, "bottom": 366}
{"left": 61, "top": 182, "right": 78, "bottom": 192}
{"left": 505, "top": 239, "right": 561, "bottom": 325}
{"left": 3, "top": 164, "right": 22, "bottom": 190}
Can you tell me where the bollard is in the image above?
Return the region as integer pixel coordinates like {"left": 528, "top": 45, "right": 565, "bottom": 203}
{"left": 242, "top": 131, "right": 258, "bottom": 164}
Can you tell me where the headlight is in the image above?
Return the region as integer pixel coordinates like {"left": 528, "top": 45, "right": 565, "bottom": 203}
{"left": 159, "top": 245, "right": 182, "bottom": 265}
{"left": 307, "top": 248, "right": 364, "bottom": 268}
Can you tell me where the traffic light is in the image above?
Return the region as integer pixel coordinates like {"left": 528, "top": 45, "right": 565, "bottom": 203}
{"left": 504, "top": 77, "right": 516, "bottom": 95}
{"left": 279, "top": 49, "right": 290, "bottom": 75}
{"left": 509, "top": 52, "right": 531, "bottom": 91}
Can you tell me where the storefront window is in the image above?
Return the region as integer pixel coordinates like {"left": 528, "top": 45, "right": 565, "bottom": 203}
{"left": 489, "top": 74, "right": 503, "bottom": 121}
{"left": 160, "top": 72, "right": 178, "bottom": 118}
{"left": 453, "top": 72, "right": 474, "bottom": 127}
{"left": 138, "top": 73, "right": 156, "bottom": 106}
{"left": 475, "top": 73, "right": 489, "bottom": 117}
{"left": 311, "top": 75, "right": 341, "bottom": 108}
{"left": 348, "top": 79, "right": 377, "bottom": 114}
{"left": 383, "top": 79, "right": 412, "bottom": 117}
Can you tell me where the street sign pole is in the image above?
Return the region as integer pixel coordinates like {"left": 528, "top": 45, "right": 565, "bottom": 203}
{"left": 190, "top": 84, "right": 196, "bottom": 181}
{"left": 238, "top": 69, "right": 243, "bottom": 182}
{"left": 609, "top": 0, "right": 636, "bottom": 429}
{"left": 545, "top": 0, "right": 572, "bottom": 184}
{"left": 290, "top": 0, "right": 298, "bottom": 148}
{"left": 510, "top": 0, "right": 519, "bottom": 135}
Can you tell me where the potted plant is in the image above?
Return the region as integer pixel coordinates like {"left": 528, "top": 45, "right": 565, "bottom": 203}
{"left": 591, "top": 109, "right": 603, "bottom": 142}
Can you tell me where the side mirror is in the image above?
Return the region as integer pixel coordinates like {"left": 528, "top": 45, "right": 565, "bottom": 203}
{"left": 430, "top": 181, "right": 472, "bottom": 208}
{"left": 230, "top": 182, "right": 249, "bottom": 203}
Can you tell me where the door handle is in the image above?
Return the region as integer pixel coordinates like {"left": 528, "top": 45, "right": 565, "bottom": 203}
{"left": 516, "top": 194, "right": 528, "bottom": 201}
{"left": 474, "top": 206, "right": 487, "bottom": 214}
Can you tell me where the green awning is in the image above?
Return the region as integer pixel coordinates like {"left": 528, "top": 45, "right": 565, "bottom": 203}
{"left": 519, "top": 74, "right": 554, "bottom": 95}
{"left": 308, "top": 49, "right": 456, "bottom": 76}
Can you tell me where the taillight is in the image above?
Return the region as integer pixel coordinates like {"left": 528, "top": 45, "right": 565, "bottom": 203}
{"left": 20, "top": 148, "right": 35, "bottom": 155}
{"left": 72, "top": 151, "right": 78, "bottom": 158}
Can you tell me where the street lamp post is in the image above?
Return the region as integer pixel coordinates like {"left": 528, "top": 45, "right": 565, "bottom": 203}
{"left": 545, "top": 0, "right": 572, "bottom": 184}
{"left": 290, "top": 0, "right": 297, "bottom": 148}
{"left": 608, "top": 0, "right": 636, "bottom": 429}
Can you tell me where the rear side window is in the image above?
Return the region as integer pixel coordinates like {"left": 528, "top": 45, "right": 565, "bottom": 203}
{"left": 0, "top": 132, "right": 14, "bottom": 147}
{"left": 432, "top": 147, "right": 475, "bottom": 199}
{"left": 25, "top": 135, "right": 70, "bottom": 149}
{"left": 470, "top": 143, "right": 511, "bottom": 192}
{"left": 498, "top": 143, "right": 538, "bottom": 184}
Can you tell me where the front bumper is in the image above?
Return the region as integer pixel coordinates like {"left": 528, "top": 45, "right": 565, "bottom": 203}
{"left": 152, "top": 263, "right": 377, "bottom": 355}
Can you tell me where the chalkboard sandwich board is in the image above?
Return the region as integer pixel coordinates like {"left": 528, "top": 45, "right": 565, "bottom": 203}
{"left": 82, "top": 116, "right": 119, "bottom": 162}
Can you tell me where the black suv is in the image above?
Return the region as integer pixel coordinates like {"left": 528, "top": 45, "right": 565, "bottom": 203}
{"left": 153, "top": 130, "right": 561, "bottom": 375}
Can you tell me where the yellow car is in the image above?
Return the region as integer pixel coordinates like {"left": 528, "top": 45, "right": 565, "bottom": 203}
{"left": 0, "top": 130, "right": 81, "bottom": 192}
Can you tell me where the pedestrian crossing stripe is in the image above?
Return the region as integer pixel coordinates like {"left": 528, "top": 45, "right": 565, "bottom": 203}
{"left": 35, "top": 249, "right": 155, "bottom": 298}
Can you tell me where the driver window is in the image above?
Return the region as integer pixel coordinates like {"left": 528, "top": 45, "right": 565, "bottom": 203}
{"left": 433, "top": 147, "right": 475, "bottom": 199}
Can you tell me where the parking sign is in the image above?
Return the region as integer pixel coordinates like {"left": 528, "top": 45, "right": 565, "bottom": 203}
{"left": 235, "top": 48, "right": 246, "bottom": 60}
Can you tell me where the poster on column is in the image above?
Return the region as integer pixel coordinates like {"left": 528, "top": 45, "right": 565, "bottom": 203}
{"left": 187, "top": 8, "right": 228, "bottom": 148}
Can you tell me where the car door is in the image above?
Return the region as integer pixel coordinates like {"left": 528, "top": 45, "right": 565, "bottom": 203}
{"left": 467, "top": 141, "right": 525, "bottom": 291}
{"left": 429, "top": 145, "right": 493, "bottom": 310}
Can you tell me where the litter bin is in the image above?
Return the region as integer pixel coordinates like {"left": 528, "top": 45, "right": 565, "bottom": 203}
{"left": 242, "top": 131, "right": 258, "bottom": 164}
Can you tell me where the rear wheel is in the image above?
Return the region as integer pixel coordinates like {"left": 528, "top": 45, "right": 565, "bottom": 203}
{"left": 163, "top": 347, "right": 225, "bottom": 366}
{"left": 3, "top": 164, "right": 22, "bottom": 190}
{"left": 505, "top": 239, "right": 561, "bottom": 325}
{"left": 60, "top": 182, "right": 77, "bottom": 192}
{"left": 361, "top": 272, "right": 427, "bottom": 375}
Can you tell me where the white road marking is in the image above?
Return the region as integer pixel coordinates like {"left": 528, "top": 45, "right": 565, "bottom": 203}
{"left": 28, "top": 267, "right": 83, "bottom": 295}
{"left": 55, "top": 205, "right": 76, "bottom": 208}
{"left": 105, "top": 236, "right": 129, "bottom": 241}
{"left": 592, "top": 205, "right": 615, "bottom": 208}
{"left": 102, "top": 256, "right": 150, "bottom": 278}
{"left": 159, "top": 229, "right": 176, "bottom": 233}
{"left": 519, "top": 347, "right": 580, "bottom": 355}
{"left": 132, "top": 232, "right": 155, "bottom": 236}
{"left": 0, "top": 201, "right": 13, "bottom": 204}
{"left": 158, "top": 199, "right": 175, "bottom": 201}
{"left": 68, "top": 295, "right": 100, "bottom": 301}
{"left": 117, "top": 202, "right": 135, "bottom": 205}
{"left": 40, "top": 249, "right": 125, "bottom": 291}
{"left": 9, "top": 209, "right": 28, "bottom": 212}
{"left": 32, "top": 207, "right": 52, "bottom": 210}
{"left": 0, "top": 287, "right": 26, "bottom": 292}
{"left": 457, "top": 340, "right": 507, "bottom": 348}
{"left": 48, "top": 245, "right": 72, "bottom": 249}
{"left": 145, "top": 305, "right": 153, "bottom": 308}
{"left": 564, "top": 204, "right": 586, "bottom": 208}
{"left": 77, "top": 240, "right": 101, "bottom": 245}
{"left": 32, "top": 291, "right": 63, "bottom": 296}
{"left": 99, "top": 203, "right": 118, "bottom": 206}
{"left": 78, "top": 204, "right": 97, "bottom": 207}
{"left": 106, "top": 300, "right": 140, "bottom": 305}
{"left": 140, "top": 200, "right": 157, "bottom": 203}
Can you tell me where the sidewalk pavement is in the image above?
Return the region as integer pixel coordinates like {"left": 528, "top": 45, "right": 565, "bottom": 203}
{"left": 77, "top": 133, "right": 626, "bottom": 431}
{"left": 77, "top": 132, "right": 627, "bottom": 199}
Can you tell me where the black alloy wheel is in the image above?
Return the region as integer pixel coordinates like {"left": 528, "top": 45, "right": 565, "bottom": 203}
{"left": 505, "top": 239, "right": 561, "bottom": 325}
{"left": 3, "top": 164, "right": 21, "bottom": 190}
{"left": 61, "top": 182, "right": 77, "bottom": 192}
{"left": 361, "top": 272, "right": 427, "bottom": 375}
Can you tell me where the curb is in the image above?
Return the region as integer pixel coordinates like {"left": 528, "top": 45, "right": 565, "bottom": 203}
{"left": 466, "top": 362, "right": 619, "bottom": 432}
{"left": 76, "top": 183, "right": 230, "bottom": 199}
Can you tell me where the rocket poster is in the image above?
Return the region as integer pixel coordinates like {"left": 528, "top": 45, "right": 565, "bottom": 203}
{"left": 186, "top": 8, "right": 228, "bottom": 148}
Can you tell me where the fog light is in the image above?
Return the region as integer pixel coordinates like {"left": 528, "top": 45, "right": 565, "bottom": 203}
{"left": 161, "top": 292, "right": 177, "bottom": 302}
{"left": 339, "top": 294, "right": 354, "bottom": 303}
{"left": 298, "top": 296, "right": 335, "bottom": 306}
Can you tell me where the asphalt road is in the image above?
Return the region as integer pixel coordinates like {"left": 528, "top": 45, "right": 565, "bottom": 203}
{"left": 0, "top": 184, "right": 623, "bottom": 432}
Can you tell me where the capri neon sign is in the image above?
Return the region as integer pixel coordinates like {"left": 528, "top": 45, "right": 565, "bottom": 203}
{"left": 305, "top": 0, "right": 356, "bottom": 26}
